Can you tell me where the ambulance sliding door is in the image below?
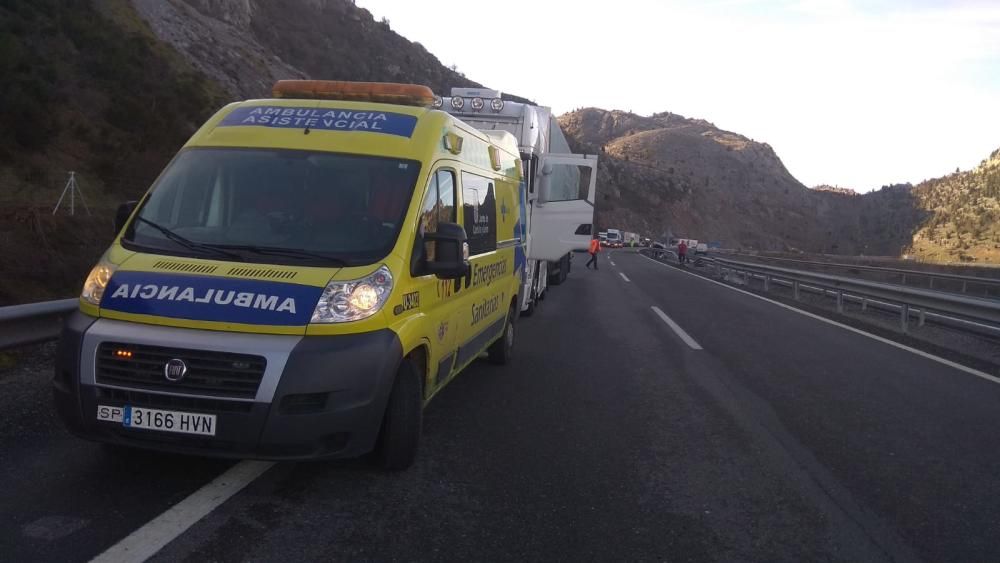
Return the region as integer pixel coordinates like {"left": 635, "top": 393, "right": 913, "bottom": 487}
{"left": 528, "top": 153, "right": 598, "bottom": 262}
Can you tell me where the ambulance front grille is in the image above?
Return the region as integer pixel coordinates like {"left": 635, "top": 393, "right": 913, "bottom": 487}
{"left": 226, "top": 267, "right": 297, "bottom": 280}
{"left": 152, "top": 260, "right": 219, "bottom": 274}
{"left": 95, "top": 342, "right": 267, "bottom": 399}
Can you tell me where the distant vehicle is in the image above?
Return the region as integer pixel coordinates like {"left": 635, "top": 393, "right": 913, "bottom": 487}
{"left": 606, "top": 228, "right": 622, "bottom": 247}
{"left": 695, "top": 243, "right": 708, "bottom": 255}
{"left": 651, "top": 241, "right": 667, "bottom": 249}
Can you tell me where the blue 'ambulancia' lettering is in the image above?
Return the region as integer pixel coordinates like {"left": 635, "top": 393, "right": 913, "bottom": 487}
{"left": 219, "top": 105, "right": 417, "bottom": 137}
{"left": 101, "top": 271, "right": 324, "bottom": 326}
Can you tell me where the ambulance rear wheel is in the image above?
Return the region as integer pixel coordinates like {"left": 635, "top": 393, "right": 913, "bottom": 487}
{"left": 488, "top": 305, "right": 516, "bottom": 365}
{"left": 375, "top": 359, "right": 422, "bottom": 470}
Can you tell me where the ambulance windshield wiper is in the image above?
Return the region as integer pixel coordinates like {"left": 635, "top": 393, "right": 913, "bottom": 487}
{"left": 211, "top": 245, "right": 346, "bottom": 265}
{"left": 134, "top": 217, "right": 243, "bottom": 261}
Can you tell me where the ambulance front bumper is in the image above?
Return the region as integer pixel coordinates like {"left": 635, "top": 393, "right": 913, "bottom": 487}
{"left": 53, "top": 312, "right": 402, "bottom": 460}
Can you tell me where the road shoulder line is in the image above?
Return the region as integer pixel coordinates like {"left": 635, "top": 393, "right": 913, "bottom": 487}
{"left": 637, "top": 253, "right": 1000, "bottom": 386}
{"left": 90, "top": 460, "right": 275, "bottom": 563}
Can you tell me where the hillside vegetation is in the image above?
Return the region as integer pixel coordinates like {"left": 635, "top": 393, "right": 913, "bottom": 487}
{"left": 908, "top": 149, "right": 1000, "bottom": 262}
{"left": 0, "top": 0, "right": 494, "bottom": 305}
{"left": 0, "top": 0, "right": 227, "bottom": 304}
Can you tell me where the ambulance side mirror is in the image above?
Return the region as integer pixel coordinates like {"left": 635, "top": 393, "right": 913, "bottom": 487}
{"left": 424, "top": 222, "right": 470, "bottom": 280}
{"left": 114, "top": 200, "right": 138, "bottom": 235}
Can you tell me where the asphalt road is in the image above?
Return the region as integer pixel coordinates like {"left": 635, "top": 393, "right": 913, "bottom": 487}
{"left": 3, "top": 249, "right": 1000, "bottom": 562}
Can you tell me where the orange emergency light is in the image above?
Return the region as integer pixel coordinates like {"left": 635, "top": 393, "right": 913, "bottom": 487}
{"left": 272, "top": 80, "right": 436, "bottom": 107}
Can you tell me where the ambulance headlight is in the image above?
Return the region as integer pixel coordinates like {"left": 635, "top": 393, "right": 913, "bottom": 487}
{"left": 470, "top": 97, "right": 484, "bottom": 111}
{"left": 490, "top": 98, "right": 504, "bottom": 112}
{"left": 311, "top": 265, "right": 393, "bottom": 323}
{"left": 81, "top": 260, "right": 117, "bottom": 306}
{"left": 450, "top": 97, "right": 464, "bottom": 110}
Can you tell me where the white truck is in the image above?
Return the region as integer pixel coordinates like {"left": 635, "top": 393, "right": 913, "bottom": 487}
{"left": 439, "top": 87, "right": 598, "bottom": 315}
{"left": 606, "top": 229, "right": 623, "bottom": 247}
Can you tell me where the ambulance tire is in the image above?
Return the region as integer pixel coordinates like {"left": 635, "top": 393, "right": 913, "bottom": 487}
{"left": 375, "top": 359, "right": 422, "bottom": 471}
{"left": 488, "top": 304, "right": 516, "bottom": 365}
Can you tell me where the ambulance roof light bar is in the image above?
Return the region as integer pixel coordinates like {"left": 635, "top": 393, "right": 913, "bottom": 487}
{"left": 272, "top": 80, "right": 436, "bottom": 107}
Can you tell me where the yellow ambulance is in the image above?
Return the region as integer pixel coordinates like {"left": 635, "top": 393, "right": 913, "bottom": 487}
{"left": 54, "top": 81, "right": 528, "bottom": 469}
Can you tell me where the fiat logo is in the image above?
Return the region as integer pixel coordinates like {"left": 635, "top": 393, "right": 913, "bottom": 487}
{"left": 163, "top": 358, "right": 188, "bottom": 382}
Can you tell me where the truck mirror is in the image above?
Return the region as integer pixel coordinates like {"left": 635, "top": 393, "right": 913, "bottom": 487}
{"left": 114, "top": 201, "right": 139, "bottom": 235}
{"left": 538, "top": 174, "right": 552, "bottom": 203}
{"left": 424, "top": 222, "right": 470, "bottom": 280}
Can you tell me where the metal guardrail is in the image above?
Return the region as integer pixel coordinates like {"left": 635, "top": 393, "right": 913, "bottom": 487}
{"left": 641, "top": 249, "right": 1000, "bottom": 334}
{"left": 724, "top": 253, "right": 1000, "bottom": 294}
{"left": 0, "top": 299, "right": 78, "bottom": 350}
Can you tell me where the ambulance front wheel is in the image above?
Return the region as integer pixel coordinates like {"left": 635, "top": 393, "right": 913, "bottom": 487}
{"left": 375, "top": 358, "right": 422, "bottom": 470}
{"left": 488, "top": 304, "right": 516, "bottom": 365}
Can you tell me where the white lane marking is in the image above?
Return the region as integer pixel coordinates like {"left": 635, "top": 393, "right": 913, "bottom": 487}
{"left": 619, "top": 272, "right": 631, "bottom": 282}
{"left": 637, "top": 253, "right": 1000, "bottom": 386}
{"left": 91, "top": 460, "right": 275, "bottom": 563}
{"left": 651, "top": 306, "right": 703, "bottom": 350}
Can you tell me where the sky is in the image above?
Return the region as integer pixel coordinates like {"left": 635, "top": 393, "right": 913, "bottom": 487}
{"left": 358, "top": 0, "right": 1000, "bottom": 191}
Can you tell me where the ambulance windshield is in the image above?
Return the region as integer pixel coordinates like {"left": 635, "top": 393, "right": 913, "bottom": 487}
{"left": 122, "top": 148, "right": 420, "bottom": 265}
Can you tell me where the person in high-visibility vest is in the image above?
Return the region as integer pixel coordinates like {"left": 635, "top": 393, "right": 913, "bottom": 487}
{"left": 586, "top": 237, "right": 601, "bottom": 270}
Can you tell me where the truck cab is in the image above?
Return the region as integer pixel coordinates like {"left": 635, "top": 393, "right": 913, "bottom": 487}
{"left": 436, "top": 88, "right": 598, "bottom": 314}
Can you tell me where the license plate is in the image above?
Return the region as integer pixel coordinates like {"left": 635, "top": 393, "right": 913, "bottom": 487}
{"left": 97, "top": 405, "right": 217, "bottom": 436}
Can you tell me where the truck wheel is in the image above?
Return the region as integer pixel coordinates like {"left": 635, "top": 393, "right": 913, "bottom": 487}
{"left": 488, "top": 305, "right": 516, "bottom": 365}
{"left": 548, "top": 255, "right": 570, "bottom": 285}
{"left": 375, "top": 359, "right": 422, "bottom": 470}
{"left": 522, "top": 293, "right": 535, "bottom": 317}
{"left": 522, "top": 269, "right": 538, "bottom": 317}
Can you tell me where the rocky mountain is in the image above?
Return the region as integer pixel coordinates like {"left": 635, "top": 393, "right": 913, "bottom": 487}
{"left": 908, "top": 148, "right": 1000, "bottom": 262}
{"left": 559, "top": 108, "right": 856, "bottom": 252}
{"left": 558, "top": 108, "right": 940, "bottom": 257}
{"left": 129, "top": 0, "right": 486, "bottom": 102}
{"left": 812, "top": 185, "right": 858, "bottom": 196}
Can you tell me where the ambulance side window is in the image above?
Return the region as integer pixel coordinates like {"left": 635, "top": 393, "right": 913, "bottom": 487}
{"left": 461, "top": 172, "right": 497, "bottom": 256}
{"left": 419, "top": 169, "right": 456, "bottom": 262}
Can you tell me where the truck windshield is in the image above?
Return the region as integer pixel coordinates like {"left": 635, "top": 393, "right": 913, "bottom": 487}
{"left": 122, "top": 148, "right": 420, "bottom": 266}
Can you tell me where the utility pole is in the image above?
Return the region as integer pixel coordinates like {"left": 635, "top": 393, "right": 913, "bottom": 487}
{"left": 52, "top": 171, "right": 91, "bottom": 216}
